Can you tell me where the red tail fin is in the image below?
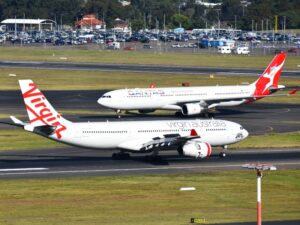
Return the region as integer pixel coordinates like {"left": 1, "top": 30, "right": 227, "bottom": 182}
{"left": 253, "top": 53, "right": 286, "bottom": 95}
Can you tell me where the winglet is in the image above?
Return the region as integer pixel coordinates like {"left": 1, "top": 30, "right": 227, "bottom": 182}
{"left": 190, "top": 129, "right": 198, "bottom": 136}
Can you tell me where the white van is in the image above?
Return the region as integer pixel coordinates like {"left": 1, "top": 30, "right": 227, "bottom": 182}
{"left": 107, "top": 42, "right": 120, "bottom": 50}
{"left": 235, "top": 46, "right": 250, "bottom": 55}
{"left": 217, "top": 46, "right": 231, "bottom": 54}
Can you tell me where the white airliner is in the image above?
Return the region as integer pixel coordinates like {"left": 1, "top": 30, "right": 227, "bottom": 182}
{"left": 9, "top": 80, "right": 248, "bottom": 159}
{"left": 98, "top": 53, "right": 297, "bottom": 116}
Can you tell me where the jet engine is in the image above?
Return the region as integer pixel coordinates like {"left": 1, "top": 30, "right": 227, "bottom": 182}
{"left": 181, "top": 103, "right": 204, "bottom": 116}
{"left": 179, "top": 140, "right": 211, "bottom": 158}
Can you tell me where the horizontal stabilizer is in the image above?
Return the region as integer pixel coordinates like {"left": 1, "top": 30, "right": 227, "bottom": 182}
{"left": 289, "top": 88, "right": 299, "bottom": 95}
{"left": 10, "top": 116, "right": 28, "bottom": 126}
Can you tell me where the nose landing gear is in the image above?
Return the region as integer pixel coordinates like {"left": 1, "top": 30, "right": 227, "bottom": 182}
{"left": 115, "top": 109, "right": 122, "bottom": 118}
{"left": 219, "top": 145, "right": 228, "bottom": 158}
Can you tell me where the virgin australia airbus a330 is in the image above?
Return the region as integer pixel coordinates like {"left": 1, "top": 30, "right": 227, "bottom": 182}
{"left": 9, "top": 80, "right": 248, "bottom": 159}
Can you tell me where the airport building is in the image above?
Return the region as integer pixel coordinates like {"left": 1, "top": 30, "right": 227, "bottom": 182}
{"left": 1, "top": 18, "right": 56, "bottom": 31}
{"left": 75, "top": 14, "right": 106, "bottom": 31}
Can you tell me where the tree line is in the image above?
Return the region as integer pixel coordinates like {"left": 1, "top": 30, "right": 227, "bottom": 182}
{"left": 0, "top": 0, "right": 299, "bottom": 31}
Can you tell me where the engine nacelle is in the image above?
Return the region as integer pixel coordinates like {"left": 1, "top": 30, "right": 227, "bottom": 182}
{"left": 181, "top": 140, "right": 211, "bottom": 158}
{"left": 181, "top": 103, "right": 204, "bottom": 116}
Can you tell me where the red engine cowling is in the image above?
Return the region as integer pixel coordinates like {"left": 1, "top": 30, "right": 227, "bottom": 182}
{"left": 182, "top": 140, "right": 211, "bottom": 158}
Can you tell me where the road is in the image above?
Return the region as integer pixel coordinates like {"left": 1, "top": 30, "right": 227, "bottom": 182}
{"left": 0, "top": 60, "right": 299, "bottom": 77}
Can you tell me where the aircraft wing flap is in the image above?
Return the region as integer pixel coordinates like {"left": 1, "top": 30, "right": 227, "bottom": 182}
{"left": 118, "top": 131, "right": 200, "bottom": 152}
{"left": 140, "top": 134, "right": 200, "bottom": 151}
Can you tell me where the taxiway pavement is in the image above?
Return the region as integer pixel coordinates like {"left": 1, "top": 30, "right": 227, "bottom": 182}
{"left": 0, "top": 60, "right": 299, "bottom": 77}
{"left": 0, "top": 148, "right": 299, "bottom": 179}
{"left": 1, "top": 90, "right": 300, "bottom": 135}
{"left": 0, "top": 90, "right": 299, "bottom": 179}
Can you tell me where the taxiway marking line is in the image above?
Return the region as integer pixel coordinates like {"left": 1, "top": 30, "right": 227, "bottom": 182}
{"left": 0, "top": 162, "right": 299, "bottom": 176}
{"left": 0, "top": 168, "right": 49, "bottom": 172}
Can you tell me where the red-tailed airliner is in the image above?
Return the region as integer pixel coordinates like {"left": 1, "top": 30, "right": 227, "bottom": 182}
{"left": 98, "top": 53, "right": 297, "bottom": 116}
{"left": 9, "top": 80, "right": 248, "bottom": 159}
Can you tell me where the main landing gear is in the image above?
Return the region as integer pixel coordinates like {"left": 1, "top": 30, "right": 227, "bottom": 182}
{"left": 219, "top": 145, "right": 228, "bottom": 158}
{"left": 115, "top": 109, "right": 122, "bottom": 118}
{"left": 112, "top": 152, "right": 130, "bottom": 160}
{"left": 144, "top": 150, "right": 165, "bottom": 163}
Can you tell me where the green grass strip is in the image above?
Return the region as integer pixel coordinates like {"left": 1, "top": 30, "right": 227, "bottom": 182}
{"left": 0, "top": 170, "right": 299, "bottom": 225}
{"left": 0, "top": 129, "right": 64, "bottom": 151}
{"left": 0, "top": 47, "right": 299, "bottom": 69}
{"left": 232, "top": 131, "right": 300, "bottom": 149}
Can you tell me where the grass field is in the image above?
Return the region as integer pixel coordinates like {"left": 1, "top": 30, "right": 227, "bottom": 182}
{"left": 232, "top": 131, "right": 300, "bottom": 149}
{"left": 0, "top": 47, "right": 299, "bottom": 69}
{"left": 0, "top": 129, "right": 299, "bottom": 151}
{"left": 0, "top": 170, "right": 299, "bottom": 225}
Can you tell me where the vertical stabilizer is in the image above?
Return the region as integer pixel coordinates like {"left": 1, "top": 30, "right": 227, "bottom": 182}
{"left": 253, "top": 53, "right": 286, "bottom": 95}
{"left": 19, "top": 80, "right": 70, "bottom": 138}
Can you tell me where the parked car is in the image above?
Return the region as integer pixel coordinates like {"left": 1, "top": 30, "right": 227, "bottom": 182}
{"left": 287, "top": 48, "right": 297, "bottom": 53}
{"left": 235, "top": 46, "right": 250, "bottom": 55}
{"left": 123, "top": 46, "right": 135, "bottom": 51}
{"left": 218, "top": 46, "right": 231, "bottom": 54}
{"left": 274, "top": 49, "right": 282, "bottom": 54}
{"left": 171, "top": 43, "right": 180, "bottom": 48}
{"left": 107, "top": 41, "right": 120, "bottom": 49}
{"left": 143, "top": 44, "right": 152, "bottom": 49}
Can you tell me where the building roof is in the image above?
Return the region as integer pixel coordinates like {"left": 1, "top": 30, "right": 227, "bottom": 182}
{"left": 75, "top": 15, "right": 104, "bottom": 26}
{"left": 1, "top": 19, "right": 55, "bottom": 25}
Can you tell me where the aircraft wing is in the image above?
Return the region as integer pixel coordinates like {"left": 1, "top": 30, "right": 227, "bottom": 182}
{"left": 117, "top": 129, "right": 200, "bottom": 152}
{"left": 174, "top": 86, "right": 299, "bottom": 109}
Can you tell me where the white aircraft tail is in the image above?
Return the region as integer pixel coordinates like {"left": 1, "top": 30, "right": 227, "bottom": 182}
{"left": 19, "top": 80, "right": 71, "bottom": 139}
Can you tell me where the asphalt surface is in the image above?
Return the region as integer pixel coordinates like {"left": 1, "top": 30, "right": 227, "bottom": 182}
{"left": 1, "top": 90, "right": 300, "bottom": 135}
{"left": 0, "top": 90, "right": 299, "bottom": 180}
{"left": 0, "top": 60, "right": 299, "bottom": 77}
{"left": 0, "top": 148, "right": 299, "bottom": 179}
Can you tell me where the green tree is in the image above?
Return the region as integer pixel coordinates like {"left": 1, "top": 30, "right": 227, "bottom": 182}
{"left": 171, "top": 13, "right": 191, "bottom": 29}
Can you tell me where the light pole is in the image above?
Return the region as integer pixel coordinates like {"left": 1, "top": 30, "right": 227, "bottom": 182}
{"left": 216, "top": 9, "right": 221, "bottom": 39}
{"left": 242, "top": 163, "right": 277, "bottom": 225}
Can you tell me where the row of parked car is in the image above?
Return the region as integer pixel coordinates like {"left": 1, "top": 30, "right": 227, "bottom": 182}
{"left": 1, "top": 29, "right": 300, "bottom": 47}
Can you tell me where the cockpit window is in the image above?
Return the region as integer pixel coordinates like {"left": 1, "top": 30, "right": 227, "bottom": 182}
{"left": 102, "top": 95, "right": 111, "bottom": 98}
{"left": 240, "top": 126, "right": 244, "bottom": 130}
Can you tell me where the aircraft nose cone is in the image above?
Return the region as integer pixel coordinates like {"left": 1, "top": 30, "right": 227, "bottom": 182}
{"left": 243, "top": 129, "right": 249, "bottom": 139}
{"left": 97, "top": 97, "right": 105, "bottom": 106}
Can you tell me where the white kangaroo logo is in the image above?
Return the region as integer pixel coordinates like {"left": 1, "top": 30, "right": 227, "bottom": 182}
{"left": 261, "top": 61, "right": 284, "bottom": 93}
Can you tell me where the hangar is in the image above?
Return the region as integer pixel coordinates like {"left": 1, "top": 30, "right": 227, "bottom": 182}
{"left": 0, "top": 18, "right": 56, "bottom": 31}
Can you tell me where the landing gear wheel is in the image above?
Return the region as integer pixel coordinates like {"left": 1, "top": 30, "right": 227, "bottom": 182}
{"left": 175, "top": 111, "right": 184, "bottom": 117}
{"left": 112, "top": 152, "right": 130, "bottom": 160}
{"left": 219, "top": 152, "right": 226, "bottom": 158}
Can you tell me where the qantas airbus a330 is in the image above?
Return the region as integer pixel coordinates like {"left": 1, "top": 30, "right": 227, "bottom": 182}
{"left": 98, "top": 53, "right": 298, "bottom": 117}
{"left": 9, "top": 80, "right": 248, "bottom": 159}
